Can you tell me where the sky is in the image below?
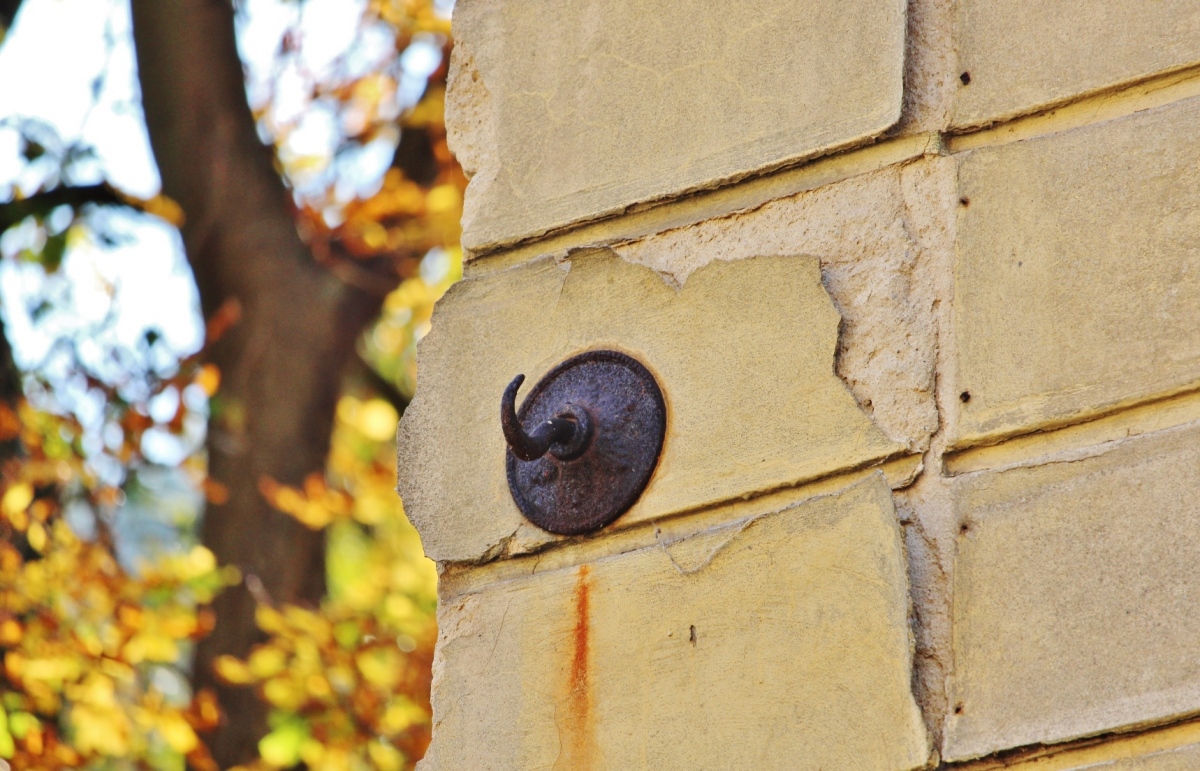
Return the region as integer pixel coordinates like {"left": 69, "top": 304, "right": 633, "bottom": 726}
{"left": 0, "top": 0, "right": 456, "bottom": 589}
{"left": 0, "top": 0, "right": 429, "bottom": 372}
{"left": 0, "top": 0, "right": 431, "bottom": 556}
{"left": 0, "top": 0, "right": 196, "bottom": 384}
{"left": 0, "top": 0, "right": 447, "bottom": 471}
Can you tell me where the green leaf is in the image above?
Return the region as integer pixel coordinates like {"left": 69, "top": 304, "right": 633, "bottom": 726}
{"left": 258, "top": 716, "right": 310, "bottom": 767}
{"left": 20, "top": 138, "right": 45, "bottom": 163}
{"left": 40, "top": 231, "right": 67, "bottom": 273}
{"left": 0, "top": 707, "right": 12, "bottom": 759}
{"left": 8, "top": 712, "right": 38, "bottom": 739}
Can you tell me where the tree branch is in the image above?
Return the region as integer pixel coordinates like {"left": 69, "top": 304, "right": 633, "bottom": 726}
{"left": 0, "top": 182, "right": 124, "bottom": 230}
{"left": 0, "top": 0, "right": 23, "bottom": 31}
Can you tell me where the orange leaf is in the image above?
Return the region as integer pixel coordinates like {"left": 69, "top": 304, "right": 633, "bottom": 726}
{"left": 205, "top": 299, "right": 242, "bottom": 345}
{"left": 203, "top": 478, "right": 230, "bottom": 505}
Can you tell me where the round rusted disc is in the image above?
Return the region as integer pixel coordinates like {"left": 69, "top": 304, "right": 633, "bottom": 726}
{"left": 506, "top": 350, "right": 666, "bottom": 535}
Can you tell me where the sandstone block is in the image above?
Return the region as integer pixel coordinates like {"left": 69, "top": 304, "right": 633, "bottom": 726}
{"left": 448, "top": 0, "right": 906, "bottom": 252}
{"left": 419, "top": 475, "right": 929, "bottom": 771}
{"left": 951, "top": 97, "right": 1200, "bottom": 447}
{"left": 953, "top": 0, "right": 1200, "bottom": 128}
{"left": 945, "top": 422, "right": 1200, "bottom": 761}
{"left": 397, "top": 252, "right": 904, "bottom": 562}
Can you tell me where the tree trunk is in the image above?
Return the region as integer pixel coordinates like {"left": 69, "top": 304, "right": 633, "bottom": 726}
{"left": 129, "top": 2, "right": 381, "bottom": 765}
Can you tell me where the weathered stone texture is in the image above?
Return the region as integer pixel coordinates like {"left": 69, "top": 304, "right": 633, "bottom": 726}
{"left": 953, "top": 0, "right": 1200, "bottom": 128}
{"left": 419, "top": 475, "right": 930, "bottom": 771}
{"left": 899, "top": 0, "right": 956, "bottom": 133}
{"left": 414, "top": 2, "right": 1200, "bottom": 766}
{"left": 945, "top": 422, "right": 1200, "bottom": 761}
{"left": 397, "top": 252, "right": 905, "bottom": 562}
{"left": 615, "top": 155, "right": 956, "bottom": 452}
{"left": 951, "top": 96, "right": 1200, "bottom": 447}
{"left": 447, "top": 0, "right": 906, "bottom": 252}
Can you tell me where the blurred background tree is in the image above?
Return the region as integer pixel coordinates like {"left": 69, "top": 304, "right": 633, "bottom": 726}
{"left": 0, "top": 0, "right": 460, "bottom": 768}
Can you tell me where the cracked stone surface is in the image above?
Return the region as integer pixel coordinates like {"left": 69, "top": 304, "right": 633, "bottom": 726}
{"left": 418, "top": 474, "right": 930, "bottom": 771}
{"left": 396, "top": 251, "right": 905, "bottom": 563}
{"left": 945, "top": 421, "right": 1200, "bottom": 761}
{"left": 613, "top": 155, "right": 956, "bottom": 453}
{"left": 953, "top": 0, "right": 1200, "bottom": 128}
{"left": 446, "top": 0, "right": 906, "bottom": 253}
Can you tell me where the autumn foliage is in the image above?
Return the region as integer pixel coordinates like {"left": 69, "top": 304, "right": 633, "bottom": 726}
{"left": 0, "top": 0, "right": 460, "bottom": 768}
{"left": 218, "top": 398, "right": 441, "bottom": 770}
{"left": 0, "top": 395, "right": 237, "bottom": 770}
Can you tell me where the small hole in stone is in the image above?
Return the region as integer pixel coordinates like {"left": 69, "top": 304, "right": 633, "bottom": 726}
{"left": 960, "top": 523, "right": 970, "bottom": 535}
{"left": 959, "top": 197, "right": 970, "bottom": 207}
{"left": 960, "top": 71, "right": 972, "bottom": 85}
{"left": 955, "top": 704, "right": 964, "bottom": 715}
{"left": 960, "top": 391, "right": 971, "bottom": 403}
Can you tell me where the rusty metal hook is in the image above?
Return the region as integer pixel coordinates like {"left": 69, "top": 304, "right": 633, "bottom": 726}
{"left": 501, "top": 374, "right": 593, "bottom": 462}
{"left": 501, "top": 351, "right": 666, "bottom": 535}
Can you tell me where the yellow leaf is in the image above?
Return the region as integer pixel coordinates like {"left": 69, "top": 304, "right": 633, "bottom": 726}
{"left": 0, "top": 707, "right": 13, "bottom": 759}
{"left": 283, "top": 605, "right": 330, "bottom": 641}
{"left": 7, "top": 712, "right": 38, "bottom": 740}
{"left": 263, "top": 678, "right": 306, "bottom": 710}
{"left": 425, "top": 184, "right": 461, "bottom": 215}
{"left": 255, "top": 605, "right": 286, "bottom": 634}
{"left": 158, "top": 608, "right": 197, "bottom": 638}
{"left": 0, "top": 620, "right": 22, "bottom": 646}
{"left": 356, "top": 399, "right": 399, "bottom": 442}
{"left": 367, "top": 739, "right": 405, "bottom": 771}
{"left": 66, "top": 673, "right": 116, "bottom": 708}
{"left": 299, "top": 738, "right": 325, "bottom": 765}
{"left": 25, "top": 521, "right": 46, "bottom": 553}
{"left": 360, "top": 221, "right": 388, "bottom": 250}
{"left": 157, "top": 712, "right": 199, "bottom": 753}
{"left": 124, "top": 633, "right": 178, "bottom": 663}
{"left": 185, "top": 545, "right": 217, "bottom": 575}
{"left": 69, "top": 703, "right": 130, "bottom": 756}
{"left": 248, "top": 647, "right": 287, "bottom": 678}
{"left": 327, "top": 664, "right": 357, "bottom": 695}
{"left": 128, "top": 193, "right": 186, "bottom": 227}
{"left": 352, "top": 493, "right": 389, "bottom": 525}
{"left": 356, "top": 646, "right": 402, "bottom": 689}
{"left": 21, "top": 656, "right": 81, "bottom": 683}
{"left": 258, "top": 722, "right": 307, "bottom": 767}
{"left": 1, "top": 483, "right": 32, "bottom": 517}
{"left": 381, "top": 697, "right": 427, "bottom": 734}
{"left": 384, "top": 593, "right": 417, "bottom": 622}
{"left": 305, "top": 673, "right": 332, "bottom": 700}
{"left": 213, "top": 655, "right": 253, "bottom": 685}
{"left": 194, "top": 363, "right": 221, "bottom": 396}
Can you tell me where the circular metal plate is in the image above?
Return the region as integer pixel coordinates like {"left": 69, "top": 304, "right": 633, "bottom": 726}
{"left": 506, "top": 350, "right": 666, "bottom": 535}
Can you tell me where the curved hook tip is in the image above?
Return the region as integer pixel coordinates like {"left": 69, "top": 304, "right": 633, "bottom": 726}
{"left": 502, "top": 373, "right": 584, "bottom": 462}
{"left": 501, "top": 374, "right": 539, "bottom": 460}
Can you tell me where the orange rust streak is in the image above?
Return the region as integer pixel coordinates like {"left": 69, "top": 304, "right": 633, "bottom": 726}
{"left": 571, "top": 564, "right": 591, "bottom": 697}
{"left": 558, "top": 564, "right": 594, "bottom": 771}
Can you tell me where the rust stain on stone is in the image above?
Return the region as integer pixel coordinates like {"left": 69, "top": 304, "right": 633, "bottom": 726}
{"left": 558, "top": 564, "right": 595, "bottom": 770}
{"left": 571, "top": 565, "right": 591, "bottom": 696}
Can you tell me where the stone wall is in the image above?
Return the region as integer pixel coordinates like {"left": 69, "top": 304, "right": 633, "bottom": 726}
{"left": 397, "top": 1, "right": 1200, "bottom": 767}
